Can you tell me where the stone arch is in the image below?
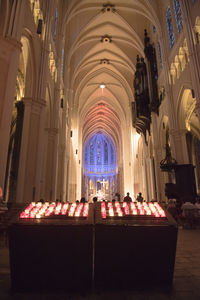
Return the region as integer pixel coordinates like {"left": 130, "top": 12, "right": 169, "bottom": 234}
{"left": 176, "top": 87, "right": 194, "bottom": 130}
{"left": 20, "top": 29, "right": 37, "bottom": 98}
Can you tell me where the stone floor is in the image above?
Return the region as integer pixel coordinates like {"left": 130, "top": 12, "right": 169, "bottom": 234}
{"left": 0, "top": 228, "right": 200, "bottom": 300}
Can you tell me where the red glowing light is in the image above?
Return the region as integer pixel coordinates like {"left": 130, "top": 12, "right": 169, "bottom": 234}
{"left": 83, "top": 203, "right": 89, "bottom": 217}
{"left": 19, "top": 201, "right": 89, "bottom": 219}
{"left": 100, "top": 201, "right": 166, "bottom": 219}
{"left": 61, "top": 203, "right": 69, "bottom": 215}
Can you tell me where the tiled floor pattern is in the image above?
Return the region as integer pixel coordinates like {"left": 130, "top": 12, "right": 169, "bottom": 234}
{"left": 0, "top": 229, "right": 200, "bottom": 300}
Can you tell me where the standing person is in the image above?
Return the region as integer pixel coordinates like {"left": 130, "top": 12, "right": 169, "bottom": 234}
{"left": 123, "top": 192, "right": 132, "bottom": 203}
{"left": 80, "top": 197, "right": 86, "bottom": 203}
{"left": 136, "top": 192, "right": 144, "bottom": 203}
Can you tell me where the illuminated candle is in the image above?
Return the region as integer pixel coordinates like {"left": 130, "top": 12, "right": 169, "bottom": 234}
{"left": 123, "top": 202, "right": 129, "bottom": 215}
{"left": 68, "top": 203, "right": 77, "bottom": 216}
{"left": 83, "top": 203, "right": 89, "bottom": 217}
{"left": 75, "top": 203, "right": 83, "bottom": 217}
{"left": 61, "top": 203, "right": 69, "bottom": 215}
{"left": 45, "top": 202, "right": 56, "bottom": 217}
{"left": 101, "top": 202, "right": 106, "bottom": 219}
{"left": 54, "top": 202, "right": 62, "bottom": 215}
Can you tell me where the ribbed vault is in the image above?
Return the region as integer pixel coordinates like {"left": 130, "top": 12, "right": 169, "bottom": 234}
{"left": 62, "top": 0, "right": 161, "bottom": 197}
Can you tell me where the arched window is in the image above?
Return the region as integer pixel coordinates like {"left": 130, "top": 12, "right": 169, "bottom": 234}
{"left": 104, "top": 142, "right": 108, "bottom": 164}
{"left": 90, "top": 143, "right": 94, "bottom": 164}
{"left": 152, "top": 43, "right": 158, "bottom": 80}
{"left": 173, "top": 0, "right": 183, "bottom": 33}
{"left": 166, "top": 6, "right": 175, "bottom": 48}
{"left": 84, "top": 133, "right": 116, "bottom": 176}
{"left": 158, "top": 42, "right": 163, "bottom": 69}
{"left": 53, "top": 8, "right": 58, "bottom": 38}
{"left": 97, "top": 140, "right": 101, "bottom": 165}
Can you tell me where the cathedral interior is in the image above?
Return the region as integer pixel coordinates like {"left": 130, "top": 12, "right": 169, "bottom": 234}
{"left": 1, "top": 0, "right": 200, "bottom": 298}
{"left": 0, "top": 0, "right": 200, "bottom": 205}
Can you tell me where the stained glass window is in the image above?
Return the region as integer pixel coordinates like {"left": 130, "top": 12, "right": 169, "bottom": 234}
{"left": 173, "top": 0, "right": 183, "bottom": 33}
{"left": 53, "top": 8, "right": 58, "bottom": 38}
{"left": 97, "top": 141, "right": 101, "bottom": 165}
{"left": 152, "top": 43, "right": 158, "bottom": 80}
{"left": 90, "top": 143, "right": 94, "bottom": 164}
{"left": 104, "top": 142, "right": 108, "bottom": 164}
{"left": 84, "top": 146, "right": 88, "bottom": 164}
{"left": 166, "top": 6, "right": 175, "bottom": 48}
{"left": 158, "top": 42, "right": 163, "bottom": 69}
{"left": 84, "top": 134, "right": 116, "bottom": 176}
{"left": 111, "top": 145, "right": 114, "bottom": 164}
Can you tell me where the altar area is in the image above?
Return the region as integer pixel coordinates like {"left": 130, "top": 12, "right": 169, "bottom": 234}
{"left": 83, "top": 133, "right": 117, "bottom": 202}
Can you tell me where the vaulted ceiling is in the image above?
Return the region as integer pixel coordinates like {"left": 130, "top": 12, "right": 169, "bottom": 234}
{"left": 63, "top": 0, "right": 161, "bottom": 148}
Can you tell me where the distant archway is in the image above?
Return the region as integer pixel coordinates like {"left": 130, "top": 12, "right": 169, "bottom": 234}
{"left": 83, "top": 132, "right": 117, "bottom": 201}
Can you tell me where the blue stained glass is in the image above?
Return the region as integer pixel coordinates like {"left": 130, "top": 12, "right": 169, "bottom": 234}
{"left": 111, "top": 145, "right": 114, "bottom": 164}
{"left": 173, "top": 0, "right": 183, "bottom": 33}
{"left": 104, "top": 142, "right": 108, "bottom": 164}
{"left": 152, "top": 43, "right": 158, "bottom": 80}
{"left": 54, "top": 8, "right": 58, "bottom": 38}
{"left": 166, "top": 6, "right": 175, "bottom": 48}
{"left": 158, "top": 42, "right": 163, "bottom": 69}
{"left": 84, "top": 146, "right": 88, "bottom": 164}
{"left": 97, "top": 141, "right": 101, "bottom": 165}
{"left": 90, "top": 143, "right": 94, "bottom": 164}
{"left": 84, "top": 133, "right": 116, "bottom": 177}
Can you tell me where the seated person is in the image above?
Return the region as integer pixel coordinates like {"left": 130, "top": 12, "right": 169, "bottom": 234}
{"left": 181, "top": 201, "right": 196, "bottom": 217}
{"left": 136, "top": 192, "right": 144, "bottom": 203}
{"left": 181, "top": 200, "right": 198, "bottom": 228}
{"left": 123, "top": 192, "right": 132, "bottom": 203}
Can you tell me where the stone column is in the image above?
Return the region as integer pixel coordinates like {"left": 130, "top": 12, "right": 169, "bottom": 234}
{"left": 153, "top": 146, "right": 164, "bottom": 201}
{"left": 44, "top": 128, "right": 59, "bottom": 201}
{"left": 21, "top": 99, "right": 46, "bottom": 203}
{"left": 149, "top": 157, "right": 157, "bottom": 200}
{"left": 0, "top": 37, "right": 21, "bottom": 191}
{"left": 151, "top": 113, "right": 163, "bottom": 201}
{"left": 169, "top": 128, "right": 189, "bottom": 164}
{"left": 16, "top": 98, "right": 32, "bottom": 204}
